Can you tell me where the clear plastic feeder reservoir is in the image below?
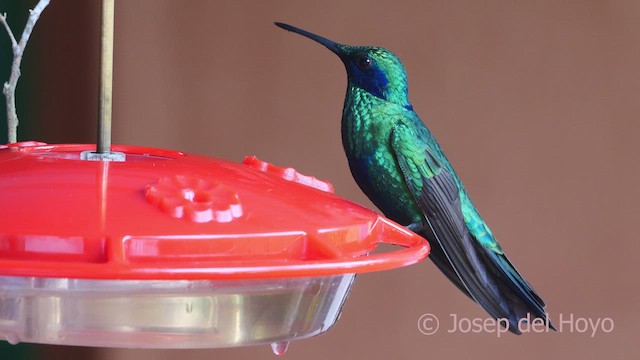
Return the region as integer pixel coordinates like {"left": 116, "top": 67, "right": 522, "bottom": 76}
{"left": 0, "top": 142, "right": 429, "bottom": 352}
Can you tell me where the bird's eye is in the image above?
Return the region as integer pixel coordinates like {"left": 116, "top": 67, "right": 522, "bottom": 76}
{"left": 355, "top": 56, "right": 373, "bottom": 70}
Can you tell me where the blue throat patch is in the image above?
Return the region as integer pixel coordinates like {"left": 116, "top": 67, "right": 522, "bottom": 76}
{"left": 350, "top": 65, "right": 389, "bottom": 100}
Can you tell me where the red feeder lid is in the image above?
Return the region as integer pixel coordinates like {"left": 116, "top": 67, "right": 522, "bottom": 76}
{"left": 0, "top": 142, "right": 429, "bottom": 280}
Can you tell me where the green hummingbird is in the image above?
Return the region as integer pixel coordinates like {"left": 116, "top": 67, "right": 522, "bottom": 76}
{"left": 275, "top": 22, "right": 553, "bottom": 333}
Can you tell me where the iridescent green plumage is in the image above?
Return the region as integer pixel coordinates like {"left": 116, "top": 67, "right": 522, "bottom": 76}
{"left": 276, "top": 22, "right": 553, "bottom": 333}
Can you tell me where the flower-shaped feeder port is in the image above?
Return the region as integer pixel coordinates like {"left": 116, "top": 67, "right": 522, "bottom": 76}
{"left": 145, "top": 175, "right": 243, "bottom": 223}
{"left": 0, "top": 142, "right": 430, "bottom": 353}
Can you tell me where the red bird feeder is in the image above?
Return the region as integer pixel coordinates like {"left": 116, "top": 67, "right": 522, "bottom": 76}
{"left": 0, "top": 142, "right": 429, "bottom": 353}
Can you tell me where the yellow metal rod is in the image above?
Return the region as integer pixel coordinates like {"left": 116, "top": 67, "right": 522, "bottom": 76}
{"left": 97, "top": 0, "right": 114, "bottom": 154}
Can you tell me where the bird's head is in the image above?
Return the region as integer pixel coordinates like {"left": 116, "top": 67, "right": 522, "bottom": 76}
{"left": 276, "top": 22, "right": 411, "bottom": 109}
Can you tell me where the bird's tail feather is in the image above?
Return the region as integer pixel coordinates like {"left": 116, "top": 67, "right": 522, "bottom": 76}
{"left": 415, "top": 169, "right": 553, "bottom": 334}
{"left": 474, "top": 241, "right": 556, "bottom": 332}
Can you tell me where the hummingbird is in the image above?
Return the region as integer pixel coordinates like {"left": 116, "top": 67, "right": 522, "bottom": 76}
{"left": 275, "top": 22, "right": 553, "bottom": 333}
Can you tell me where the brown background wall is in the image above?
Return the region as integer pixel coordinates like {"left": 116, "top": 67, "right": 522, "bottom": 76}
{"left": 12, "top": 0, "right": 640, "bottom": 359}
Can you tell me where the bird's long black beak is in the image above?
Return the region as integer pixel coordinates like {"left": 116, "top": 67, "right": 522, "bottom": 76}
{"left": 275, "top": 22, "right": 343, "bottom": 56}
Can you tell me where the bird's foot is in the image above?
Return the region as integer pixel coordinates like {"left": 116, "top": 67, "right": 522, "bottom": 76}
{"left": 406, "top": 222, "right": 424, "bottom": 233}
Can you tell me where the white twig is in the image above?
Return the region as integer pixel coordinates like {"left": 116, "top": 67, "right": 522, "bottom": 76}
{"left": 0, "top": 13, "right": 18, "bottom": 50}
{"left": 1, "top": 0, "right": 50, "bottom": 143}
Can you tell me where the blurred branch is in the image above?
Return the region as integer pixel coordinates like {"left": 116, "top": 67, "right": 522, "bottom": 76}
{"left": 0, "top": 0, "right": 50, "bottom": 143}
{"left": 0, "top": 13, "right": 18, "bottom": 50}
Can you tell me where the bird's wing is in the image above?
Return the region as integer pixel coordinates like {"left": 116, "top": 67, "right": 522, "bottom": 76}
{"left": 390, "top": 122, "right": 512, "bottom": 321}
